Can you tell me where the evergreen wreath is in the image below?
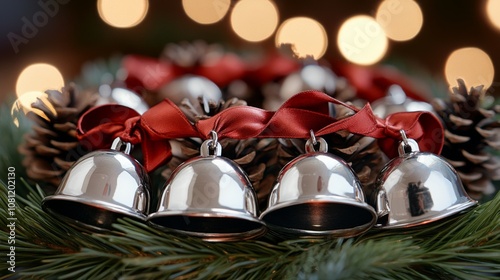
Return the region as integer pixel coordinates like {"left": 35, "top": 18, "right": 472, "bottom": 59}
{"left": 1, "top": 50, "right": 499, "bottom": 279}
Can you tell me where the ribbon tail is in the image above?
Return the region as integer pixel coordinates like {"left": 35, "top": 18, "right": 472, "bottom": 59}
{"left": 141, "top": 138, "right": 173, "bottom": 172}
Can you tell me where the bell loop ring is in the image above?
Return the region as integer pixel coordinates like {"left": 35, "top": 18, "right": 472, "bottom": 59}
{"left": 209, "top": 130, "right": 218, "bottom": 149}
{"left": 111, "top": 137, "right": 132, "bottom": 155}
{"left": 398, "top": 130, "right": 420, "bottom": 156}
{"left": 309, "top": 129, "right": 317, "bottom": 146}
{"left": 305, "top": 135, "right": 328, "bottom": 153}
{"left": 400, "top": 129, "right": 409, "bottom": 146}
{"left": 201, "top": 139, "right": 222, "bottom": 157}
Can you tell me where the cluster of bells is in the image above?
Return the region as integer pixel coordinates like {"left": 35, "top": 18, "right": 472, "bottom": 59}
{"left": 42, "top": 127, "right": 477, "bottom": 242}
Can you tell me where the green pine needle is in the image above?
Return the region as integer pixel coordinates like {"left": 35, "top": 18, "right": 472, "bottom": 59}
{"left": 0, "top": 178, "right": 499, "bottom": 279}
{"left": 0, "top": 99, "right": 32, "bottom": 194}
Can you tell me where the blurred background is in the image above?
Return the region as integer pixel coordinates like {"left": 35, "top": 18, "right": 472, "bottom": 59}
{"left": 1, "top": 0, "right": 500, "bottom": 104}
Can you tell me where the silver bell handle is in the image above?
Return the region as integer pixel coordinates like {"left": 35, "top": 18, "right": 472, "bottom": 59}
{"left": 305, "top": 130, "right": 328, "bottom": 153}
{"left": 398, "top": 130, "right": 420, "bottom": 156}
{"left": 200, "top": 131, "right": 222, "bottom": 157}
{"left": 111, "top": 137, "right": 133, "bottom": 155}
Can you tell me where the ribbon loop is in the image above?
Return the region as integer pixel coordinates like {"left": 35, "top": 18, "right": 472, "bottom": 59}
{"left": 78, "top": 105, "right": 142, "bottom": 150}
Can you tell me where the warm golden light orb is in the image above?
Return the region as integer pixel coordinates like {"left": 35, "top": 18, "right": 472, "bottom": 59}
{"left": 275, "top": 17, "right": 328, "bottom": 59}
{"left": 445, "top": 47, "right": 494, "bottom": 89}
{"left": 16, "top": 63, "right": 64, "bottom": 98}
{"left": 182, "top": 0, "right": 230, "bottom": 24}
{"left": 97, "top": 0, "right": 149, "bottom": 28}
{"left": 337, "top": 15, "right": 388, "bottom": 65}
{"left": 230, "top": 0, "right": 279, "bottom": 42}
{"left": 486, "top": 0, "right": 500, "bottom": 30}
{"left": 376, "top": 0, "right": 423, "bottom": 41}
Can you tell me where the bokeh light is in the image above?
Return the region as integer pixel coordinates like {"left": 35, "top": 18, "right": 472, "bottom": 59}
{"left": 230, "top": 0, "right": 279, "bottom": 42}
{"left": 445, "top": 47, "right": 494, "bottom": 89}
{"left": 275, "top": 17, "right": 327, "bottom": 59}
{"left": 376, "top": 0, "right": 423, "bottom": 41}
{"left": 182, "top": 0, "right": 230, "bottom": 24}
{"left": 16, "top": 63, "right": 64, "bottom": 98}
{"left": 486, "top": 0, "right": 500, "bottom": 30}
{"left": 97, "top": 0, "right": 149, "bottom": 28}
{"left": 337, "top": 15, "right": 388, "bottom": 65}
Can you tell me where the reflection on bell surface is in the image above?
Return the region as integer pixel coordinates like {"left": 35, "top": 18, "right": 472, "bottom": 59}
{"left": 97, "top": 86, "right": 149, "bottom": 115}
{"left": 159, "top": 75, "right": 222, "bottom": 118}
{"left": 148, "top": 139, "right": 266, "bottom": 242}
{"left": 260, "top": 137, "right": 377, "bottom": 238}
{"left": 371, "top": 84, "right": 434, "bottom": 117}
{"left": 372, "top": 138, "right": 477, "bottom": 228}
{"left": 42, "top": 138, "right": 150, "bottom": 231}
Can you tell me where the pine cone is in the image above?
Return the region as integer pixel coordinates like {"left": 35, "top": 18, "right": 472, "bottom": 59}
{"left": 162, "top": 97, "right": 279, "bottom": 204}
{"left": 18, "top": 84, "right": 99, "bottom": 189}
{"left": 432, "top": 79, "right": 500, "bottom": 199}
{"left": 277, "top": 106, "right": 387, "bottom": 198}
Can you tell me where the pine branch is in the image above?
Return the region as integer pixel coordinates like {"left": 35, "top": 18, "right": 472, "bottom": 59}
{"left": 1, "top": 178, "right": 499, "bottom": 279}
{"left": 0, "top": 99, "right": 32, "bottom": 194}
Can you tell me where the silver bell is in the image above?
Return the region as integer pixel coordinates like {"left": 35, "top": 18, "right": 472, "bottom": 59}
{"left": 96, "top": 86, "right": 149, "bottom": 115}
{"left": 159, "top": 75, "right": 222, "bottom": 116}
{"left": 260, "top": 136, "right": 377, "bottom": 238}
{"left": 42, "top": 138, "right": 150, "bottom": 231}
{"left": 372, "top": 132, "right": 477, "bottom": 228}
{"left": 279, "top": 64, "right": 337, "bottom": 100}
{"left": 371, "top": 84, "right": 434, "bottom": 117}
{"left": 148, "top": 136, "right": 266, "bottom": 242}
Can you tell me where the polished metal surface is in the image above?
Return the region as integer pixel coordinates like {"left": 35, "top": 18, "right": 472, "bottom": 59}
{"left": 261, "top": 138, "right": 376, "bottom": 238}
{"left": 372, "top": 139, "right": 477, "bottom": 229}
{"left": 159, "top": 75, "right": 222, "bottom": 116}
{"left": 372, "top": 84, "right": 434, "bottom": 117}
{"left": 42, "top": 138, "right": 150, "bottom": 231}
{"left": 280, "top": 65, "right": 337, "bottom": 100}
{"left": 148, "top": 140, "right": 265, "bottom": 242}
{"left": 97, "top": 86, "right": 149, "bottom": 115}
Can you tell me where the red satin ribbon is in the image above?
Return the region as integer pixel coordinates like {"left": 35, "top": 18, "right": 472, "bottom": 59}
{"left": 78, "top": 91, "right": 443, "bottom": 172}
{"left": 333, "top": 63, "right": 433, "bottom": 103}
{"left": 245, "top": 53, "right": 300, "bottom": 85}
{"left": 123, "top": 53, "right": 299, "bottom": 93}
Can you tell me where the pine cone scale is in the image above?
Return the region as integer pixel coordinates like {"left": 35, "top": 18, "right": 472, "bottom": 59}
{"left": 53, "top": 122, "right": 77, "bottom": 132}
{"left": 35, "top": 145, "right": 61, "bottom": 156}
{"left": 461, "top": 150, "right": 490, "bottom": 164}
{"left": 54, "top": 157, "right": 75, "bottom": 170}
{"left": 50, "top": 140, "right": 80, "bottom": 150}
{"left": 32, "top": 125, "right": 58, "bottom": 137}
{"left": 449, "top": 114, "right": 473, "bottom": 126}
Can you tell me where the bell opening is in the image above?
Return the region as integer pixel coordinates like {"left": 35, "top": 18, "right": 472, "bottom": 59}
{"left": 263, "top": 202, "right": 374, "bottom": 232}
{"left": 150, "top": 215, "right": 262, "bottom": 234}
{"left": 43, "top": 199, "right": 142, "bottom": 231}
